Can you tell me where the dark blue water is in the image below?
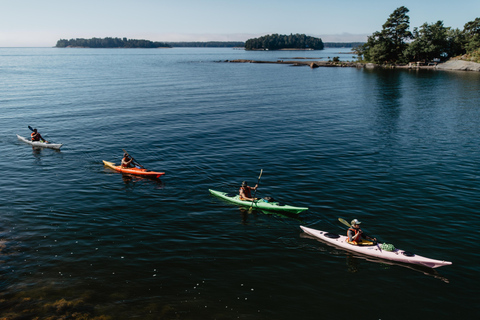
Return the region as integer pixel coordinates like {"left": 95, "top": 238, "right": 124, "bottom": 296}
{"left": 1, "top": 48, "right": 479, "bottom": 319}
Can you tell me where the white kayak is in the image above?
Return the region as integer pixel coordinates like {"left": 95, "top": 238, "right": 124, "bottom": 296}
{"left": 300, "top": 226, "right": 452, "bottom": 269}
{"left": 17, "top": 134, "right": 63, "bottom": 150}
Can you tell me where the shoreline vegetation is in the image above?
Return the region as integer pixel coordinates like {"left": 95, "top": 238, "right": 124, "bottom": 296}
{"left": 356, "top": 7, "right": 480, "bottom": 66}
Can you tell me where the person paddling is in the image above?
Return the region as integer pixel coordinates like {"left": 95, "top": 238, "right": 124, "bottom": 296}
{"left": 121, "top": 153, "right": 134, "bottom": 168}
{"left": 31, "top": 128, "right": 48, "bottom": 143}
{"left": 239, "top": 181, "right": 258, "bottom": 201}
{"left": 347, "top": 219, "right": 377, "bottom": 245}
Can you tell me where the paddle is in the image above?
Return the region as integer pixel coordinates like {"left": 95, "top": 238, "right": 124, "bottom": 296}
{"left": 28, "top": 126, "right": 48, "bottom": 143}
{"left": 338, "top": 218, "right": 351, "bottom": 228}
{"left": 122, "top": 149, "right": 144, "bottom": 169}
{"left": 249, "top": 169, "right": 263, "bottom": 211}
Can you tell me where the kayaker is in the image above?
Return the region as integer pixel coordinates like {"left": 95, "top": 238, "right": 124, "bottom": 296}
{"left": 239, "top": 181, "right": 258, "bottom": 201}
{"left": 121, "top": 153, "right": 134, "bottom": 168}
{"left": 347, "top": 219, "right": 377, "bottom": 245}
{"left": 31, "top": 128, "right": 48, "bottom": 143}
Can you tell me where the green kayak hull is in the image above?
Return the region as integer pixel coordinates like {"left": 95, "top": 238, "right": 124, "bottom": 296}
{"left": 209, "top": 189, "right": 308, "bottom": 214}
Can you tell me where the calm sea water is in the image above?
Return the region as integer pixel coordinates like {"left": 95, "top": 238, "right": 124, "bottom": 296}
{"left": 1, "top": 47, "right": 479, "bottom": 319}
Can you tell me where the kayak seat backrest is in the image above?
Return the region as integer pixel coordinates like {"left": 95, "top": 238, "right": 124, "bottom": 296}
{"left": 324, "top": 233, "right": 340, "bottom": 239}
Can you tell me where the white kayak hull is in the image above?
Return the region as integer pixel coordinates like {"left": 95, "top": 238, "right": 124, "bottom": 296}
{"left": 17, "top": 134, "right": 63, "bottom": 149}
{"left": 300, "top": 226, "right": 452, "bottom": 269}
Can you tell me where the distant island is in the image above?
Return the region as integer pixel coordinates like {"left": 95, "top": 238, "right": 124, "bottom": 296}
{"left": 55, "top": 36, "right": 365, "bottom": 50}
{"left": 55, "top": 37, "right": 171, "bottom": 48}
{"left": 167, "top": 41, "right": 245, "bottom": 48}
{"left": 245, "top": 34, "right": 324, "bottom": 50}
{"left": 324, "top": 42, "right": 365, "bottom": 48}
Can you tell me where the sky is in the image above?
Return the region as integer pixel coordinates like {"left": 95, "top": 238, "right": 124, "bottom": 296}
{"left": 0, "top": 0, "right": 479, "bottom": 47}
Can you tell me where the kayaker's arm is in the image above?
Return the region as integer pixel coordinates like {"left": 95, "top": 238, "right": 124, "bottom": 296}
{"left": 360, "top": 230, "right": 377, "bottom": 242}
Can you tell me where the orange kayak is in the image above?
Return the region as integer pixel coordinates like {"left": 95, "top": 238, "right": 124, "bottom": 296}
{"left": 103, "top": 160, "right": 165, "bottom": 178}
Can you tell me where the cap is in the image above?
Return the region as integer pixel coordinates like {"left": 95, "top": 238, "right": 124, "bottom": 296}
{"left": 351, "top": 219, "right": 362, "bottom": 225}
{"left": 242, "top": 181, "right": 247, "bottom": 187}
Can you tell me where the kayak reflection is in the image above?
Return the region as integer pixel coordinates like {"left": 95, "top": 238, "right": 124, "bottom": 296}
{"left": 238, "top": 206, "right": 304, "bottom": 225}
{"left": 121, "top": 174, "right": 165, "bottom": 190}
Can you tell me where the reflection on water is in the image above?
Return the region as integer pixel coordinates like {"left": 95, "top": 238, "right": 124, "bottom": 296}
{"left": 121, "top": 173, "right": 165, "bottom": 190}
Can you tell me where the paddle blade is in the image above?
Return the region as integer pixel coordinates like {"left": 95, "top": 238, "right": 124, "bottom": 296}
{"left": 338, "top": 218, "right": 351, "bottom": 228}
{"left": 258, "top": 169, "right": 263, "bottom": 180}
{"left": 28, "top": 126, "right": 34, "bottom": 132}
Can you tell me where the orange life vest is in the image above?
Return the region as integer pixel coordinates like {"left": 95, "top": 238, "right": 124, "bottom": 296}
{"left": 31, "top": 132, "right": 40, "bottom": 141}
{"left": 348, "top": 227, "right": 363, "bottom": 245}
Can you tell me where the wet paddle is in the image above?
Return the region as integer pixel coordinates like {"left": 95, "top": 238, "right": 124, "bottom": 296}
{"left": 249, "top": 169, "right": 263, "bottom": 211}
{"left": 122, "top": 149, "right": 144, "bottom": 168}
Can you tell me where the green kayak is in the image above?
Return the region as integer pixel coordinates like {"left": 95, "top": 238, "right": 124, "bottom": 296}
{"left": 209, "top": 189, "right": 308, "bottom": 214}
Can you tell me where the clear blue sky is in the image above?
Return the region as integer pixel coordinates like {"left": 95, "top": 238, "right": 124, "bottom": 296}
{"left": 0, "top": 0, "right": 478, "bottom": 47}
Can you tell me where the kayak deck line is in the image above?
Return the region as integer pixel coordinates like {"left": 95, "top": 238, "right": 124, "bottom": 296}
{"left": 300, "top": 226, "right": 452, "bottom": 269}
{"left": 103, "top": 160, "right": 165, "bottom": 179}
{"left": 209, "top": 189, "right": 308, "bottom": 214}
{"left": 16, "top": 134, "right": 63, "bottom": 150}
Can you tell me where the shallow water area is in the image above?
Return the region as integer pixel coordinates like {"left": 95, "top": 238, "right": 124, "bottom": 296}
{"left": 0, "top": 47, "right": 479, "bottom": 319}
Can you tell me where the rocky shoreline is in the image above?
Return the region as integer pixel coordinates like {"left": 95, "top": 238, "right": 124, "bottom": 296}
{"left": 225, "top": 58, "right": 480, "bottom": 72}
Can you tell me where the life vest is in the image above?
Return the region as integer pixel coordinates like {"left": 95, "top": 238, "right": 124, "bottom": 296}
{"left": 31, "top": 132, "right": 40, "bottom": 141}
{"left": 239, "top": 186, "right": 252, "bottom": 200}
{"left": 348, "top": 227, "right": 363, "bottom": 245}
{"left": 121, "top": 157, "right": 131, "bottom": 168}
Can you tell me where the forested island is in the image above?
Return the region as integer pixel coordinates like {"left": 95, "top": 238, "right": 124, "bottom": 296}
{"left": 55, "top": 37, "right": 171, "bottom": 48}
{"left": 245, "top": 34, "right": 324, "bottom": 50}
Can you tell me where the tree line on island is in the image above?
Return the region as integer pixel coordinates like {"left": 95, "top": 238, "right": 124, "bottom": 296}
{"left": 244, "top": 34, "right": 324, "bottom": 50}
{"left": 55, "top": 37, "right": 360, "bottom": 49}
{"left": 56, "top": 37, "right": 171, "bottom": 48}
{"left": 357, "top": 6, "right": 480, "bottom": 64}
